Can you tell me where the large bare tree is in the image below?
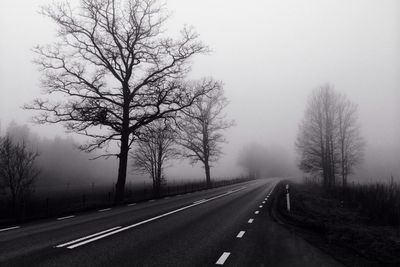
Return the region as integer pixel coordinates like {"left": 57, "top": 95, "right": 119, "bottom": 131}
{"left": 296, "top": 84, "right": 364, "bottom": 188}
{"left": 177, "top": 79, "right": 234, "bottom": 188}
{"left": 131, "top": 120, "right": 176, "bottom": 197}
{"left": 25, "top": 0, "right": 209, "bottom": 202}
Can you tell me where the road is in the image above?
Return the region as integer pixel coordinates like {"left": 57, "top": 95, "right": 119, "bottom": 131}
{"left": 0, "top": 178, "right": 342, "bottom": 266}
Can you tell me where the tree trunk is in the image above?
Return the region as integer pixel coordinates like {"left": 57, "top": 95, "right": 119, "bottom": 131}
{"left": 204, "top": 160, "right": 211, "bottom": 189}
{"left": 155, "top": 145, "right": 163, "bottom": 198}
{"left": 115, "top": 130, "right": 129, "bottom": 204}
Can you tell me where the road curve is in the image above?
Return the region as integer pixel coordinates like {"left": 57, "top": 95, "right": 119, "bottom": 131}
{"left": 0, "top": 178, "right": 342, "bottom": 266}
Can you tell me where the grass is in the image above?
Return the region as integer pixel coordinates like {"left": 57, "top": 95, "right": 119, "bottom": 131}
{"left": 276, "top": 180, "right": 400, "bottom": 266}
{"left": 0, "top": 177, "right": 251, "bottom": 226}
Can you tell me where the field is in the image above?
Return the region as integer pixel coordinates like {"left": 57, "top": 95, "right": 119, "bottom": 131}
{"left": 275, "top": 180, "right": 400, "bottom": 266}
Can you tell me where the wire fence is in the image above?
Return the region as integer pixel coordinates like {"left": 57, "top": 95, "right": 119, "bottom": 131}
{"left": 0, "top": 176, "right": 251, "bottom": 225}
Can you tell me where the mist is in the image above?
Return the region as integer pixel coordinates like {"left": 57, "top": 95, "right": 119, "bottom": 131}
{"left": 0, "top": 0, "right": 399, "bottom": 185}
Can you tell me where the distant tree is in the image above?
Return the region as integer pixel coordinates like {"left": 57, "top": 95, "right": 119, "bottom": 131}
{"left": 238, "top": 143, "right": 295, "bottom": 179}
{"left": 25, "top": 0, "right": 209, "bottom": 203}
{"left": 296, "top": 84, "right": 364, "bottom": 188}
{"left": 0, "top": 137, "right": 40, "bottom": 212}
{"left": 177, "top": 79, "right": 234, "bottom": 188}
{"left": 131, "top": 120, "right": 176, "bottom": 197}
{"left": 336, "top": 94, "right": 364, "bottom": 186}
{"left": 237, "top": 144, "right": 265, "bottom": 179}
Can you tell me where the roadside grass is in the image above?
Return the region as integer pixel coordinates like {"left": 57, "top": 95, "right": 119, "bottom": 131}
{"left": 0, "top": 177, "right": 251, "bottom": 226}
{"left": 276, "top": 181, "right": 400, "bottom": 266}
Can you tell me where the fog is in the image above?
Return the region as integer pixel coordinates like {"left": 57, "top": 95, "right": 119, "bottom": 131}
{"left": 0, "top": 0, "right": 399, "bottom": 185}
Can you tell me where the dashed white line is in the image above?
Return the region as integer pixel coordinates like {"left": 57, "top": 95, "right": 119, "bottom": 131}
{"left": 236, "top": 231, "right": 245, "bottom": 238}
{"left": 127, "top": 203, "right": 136, "bottom": 206}
{"left": 264, "top": 198, "right": 268, "bottom": 200}
{"left": 98, "top": 208, "right": 111, "bottom": 212}
{"left": 262, "top": 201, "right": 266, "bottom": 204}
{"left": 255, "top": 210, "right": 260, "bottom": 214}
{"left": 216, "top": 252, "right": 231, "bottom": 265}
{"left": 248, "top": 218, "right": 254, "bottom": 224}
{"left": 57, "top": 215, "right": 75, "bottom": 221}
{"left": 58, "top": 186, "right": 246, "bottom": 249}
{"left": 56, "top": 226, "right": 121, "bottom": 248}
{"left": 0, "top": 226, "right": 20, "bottom": 232}
{"left": 259, "top": 205, "right": 263, "bottom": 208}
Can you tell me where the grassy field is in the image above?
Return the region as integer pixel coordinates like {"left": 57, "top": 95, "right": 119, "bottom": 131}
{"left": 275, "top": 180, "right": 400, "bottom": 267}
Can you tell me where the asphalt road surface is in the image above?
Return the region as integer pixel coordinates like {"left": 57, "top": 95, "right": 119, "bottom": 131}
{"left": 0, "top": 178, "right": 342, "bottom": 266}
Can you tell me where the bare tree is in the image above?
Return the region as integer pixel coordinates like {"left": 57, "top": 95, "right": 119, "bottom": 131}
{"left": 25, "top": 0, "right": 209, "bottom": 203}
{"left": 238, "top": 143, "right": 294, "bottom": 179}
{"left": 0, "top": 137, "right": 40, "bottom": 213}
{"left": 336, "top": 94, "right": 364, "bottom": 186}
{"left": 237, "top": 144, "right": 265, "bottom": 179}
{"left": 296, "top": 84, "right": 364, "bottom": 188}
{"left": 177, "top": 79, "right": 234, "bottom": 188}
{"left": 131, "top": 120, "right": 176, "bottom": 197}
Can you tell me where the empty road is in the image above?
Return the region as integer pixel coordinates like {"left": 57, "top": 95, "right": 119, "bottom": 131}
{"left": 0, "top": 178, "right": 342, "bottom": 266}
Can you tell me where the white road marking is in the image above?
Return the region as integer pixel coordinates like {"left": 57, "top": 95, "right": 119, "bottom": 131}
{"left": 236, "top": 231, "right": 245, "bottom": 238}
{"left": 148, "top": 199, "right": 155, "bottom": 202}
{"left": 98, "top": 208, "right": 111, "bottom": 212}
{"left": 262, "top": 201, "right": 265, "bottom": 204}
{"left": 248, "top": 218, "right": 254, "bottom": 223}
{"left": 0, "top": 226, "right": 20, "bottom": 232}
{"left": 55, "top": 226, "right": 122, "bottom": 248}
{"left": 193, "top": 199, "right": 207, "bottom": 204}
{"left": 264, "top": 198, "right": 268, "bottom": 200}
{"left": 60, "top": 186, "right": 246, "bottom": 249}
{"left": 255, "top": 210, "right": 259, "bottom": 214}
{"left": 127, "top": 203, "right": 136, "bottom": 206}
{"left": 259, "top": 205, "right": 263, "bottom": 208}
{"left": 57, "top": 215, "right": 75, "bottom": 221}
{"left": 216, "top": 252, "right": 231, "bottom": 265}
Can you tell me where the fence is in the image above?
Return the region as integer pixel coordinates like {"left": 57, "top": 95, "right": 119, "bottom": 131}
{"left": 0, "top": 176, "right": 251, "bottom": 225}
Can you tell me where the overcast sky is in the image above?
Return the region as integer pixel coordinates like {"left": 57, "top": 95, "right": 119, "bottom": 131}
{"left": 0, "top": 0, "right": 399, "bottom": 180}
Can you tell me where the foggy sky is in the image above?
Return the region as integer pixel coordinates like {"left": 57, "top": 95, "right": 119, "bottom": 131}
{"left": 0, "top": 0, "right": 399, "bottom": 181}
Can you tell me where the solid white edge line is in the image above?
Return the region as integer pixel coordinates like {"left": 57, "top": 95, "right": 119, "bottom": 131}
{"left": 98, "top": 208, "right": 111, "bottom": 212}
{"left": 193, "top": 199, "right": 206, "bottom": 204}
{"left": 0, "top": 226, "right": 20, "bottom": 232}
{"left": 57, "top": 215, "right": 75, "bottom": 221}
{"left": 216, "top": 252, "right": 231, "bottom": 265}
{"left": 127, "top": 203, "right": 136, "bottom": 206}
{"left": 55, "top": 226, "right": 122, "bottom": 248}
{"left": 64, "top": 186, "right": 246, "bottom": 249}
{"left": 236, "top": 231, "right": 245, "bottom": 238}
{"left": 248, "top": 218, "right": 254, "bottom": 223}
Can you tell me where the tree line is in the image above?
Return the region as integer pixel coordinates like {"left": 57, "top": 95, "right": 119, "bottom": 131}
{"left": 24, "top": 0, "right": 233, "bottom": 203}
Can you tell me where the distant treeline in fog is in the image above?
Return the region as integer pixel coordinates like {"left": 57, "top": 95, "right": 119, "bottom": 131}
{"left": 238, "top": 143, "right": 298, "bottom": 179}
{"left": 1, "top": 121, "right": 117, "bottom": 189}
